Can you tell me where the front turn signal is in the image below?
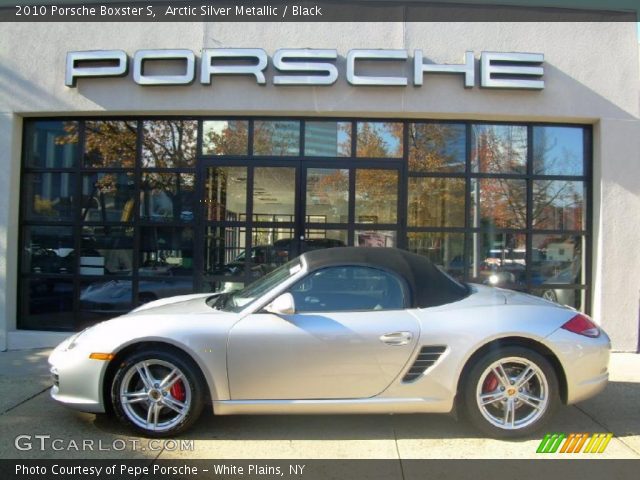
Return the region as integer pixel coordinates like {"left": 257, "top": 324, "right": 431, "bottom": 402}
{"left": 89, "top": 353, "right": 114, "bottom": 361}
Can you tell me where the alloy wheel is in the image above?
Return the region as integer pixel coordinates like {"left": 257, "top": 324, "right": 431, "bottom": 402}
{"left": 475, "top": 356, "right": 549, "bottom": 430}
{"left": 119, "top": 359, "right": 192, "bottom": 432}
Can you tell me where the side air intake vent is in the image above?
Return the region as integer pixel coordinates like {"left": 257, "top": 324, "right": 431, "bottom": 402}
{"left": 402, "top": 345, "right": 447, "bottom": 382}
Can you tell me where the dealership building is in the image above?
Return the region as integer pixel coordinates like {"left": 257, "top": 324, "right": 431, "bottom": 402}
{"left": 1, "top": 8, "right": 639, "bottom": 351}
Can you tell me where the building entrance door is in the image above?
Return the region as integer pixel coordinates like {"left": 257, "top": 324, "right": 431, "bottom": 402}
{"left": 198, "top": 159, "right": 401, "bottom": 293}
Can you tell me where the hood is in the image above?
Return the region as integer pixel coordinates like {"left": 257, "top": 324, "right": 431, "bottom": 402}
{"left": 127, "top": 292, "right": 221, "bottom": 316}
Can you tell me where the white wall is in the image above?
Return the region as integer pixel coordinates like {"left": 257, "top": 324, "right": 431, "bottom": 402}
{"left": 0, "top": 21, "right": 639, "bottom": 350}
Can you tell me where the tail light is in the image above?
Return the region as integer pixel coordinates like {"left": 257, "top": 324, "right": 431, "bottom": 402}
{"left": 561, "top": 313, "right": 600, "bottom": 338}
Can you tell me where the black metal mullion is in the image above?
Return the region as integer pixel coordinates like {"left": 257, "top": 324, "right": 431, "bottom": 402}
{"left": 244, "top": 165, "right": 255, "bottom": 284}
{"left": 72, "top": 121, "right": 86, "bottom": 328}
{"left": 525, "top": 125, "right": 534, "bottom": 289}
{"left": 584, "top": 126, "right": 594, "bottom": 315}
{"left": 194, "top": 130, "right": 206, "bottom": 293}
{"left": 297, "top": 160, "right": 306, "bottom": 256}
{"left": 305, "top": 222, "right": 352, "bottom": 230}
{"left": 407, "top": 226, "right": 471, "bottom": 234}
{"left": 348, "top": 167, "right": 356, "bottom": 246}
{"left": 407, "top": 171, "right": 467, "bottom": 179}
{"left": 130, "top": 121, "right": 142, "bottom": 307}
{"left": 15, "top": 214, "right": 25, "bottom": 328}
{"left": 397, "top": 121, "right": 409, "bottom": 250}
{"left": 351, "top": 121, "right": 357, "bottom": 158}
{"left": 248, "top": 120, "right": 254, "bottom": 157}
{"left": 298, "top": 121, "right": 306, "bottom": 254}
{"left": 463, "top": 123, "right": 472, "bottom": 281}
{"left": 22, "top": 168, "right": 78, "bottom": 174}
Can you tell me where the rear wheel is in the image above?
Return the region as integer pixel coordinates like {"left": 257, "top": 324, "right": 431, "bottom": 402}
{"left": 463, "top": 346, "right": 560, "bottom": 438}
{"left": 111, "top": 349, "right": 205, "bottom": 437}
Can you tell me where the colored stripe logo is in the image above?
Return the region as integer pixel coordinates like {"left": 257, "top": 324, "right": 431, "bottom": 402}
{"left": 536, "top": 433, "right": 613, "bottom": 454}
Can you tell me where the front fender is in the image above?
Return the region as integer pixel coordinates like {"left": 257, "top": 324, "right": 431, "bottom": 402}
{"left": 68, "top": 312, "right": 239, "bottom": 405}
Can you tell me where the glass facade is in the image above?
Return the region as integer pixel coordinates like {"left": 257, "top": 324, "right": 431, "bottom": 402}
{"left": 19, "top": 119, "right": 590, "bottom": 330}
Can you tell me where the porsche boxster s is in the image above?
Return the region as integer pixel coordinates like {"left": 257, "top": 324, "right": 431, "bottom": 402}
{"left": 49, "top": 247, "right": 610, "bottom": 438}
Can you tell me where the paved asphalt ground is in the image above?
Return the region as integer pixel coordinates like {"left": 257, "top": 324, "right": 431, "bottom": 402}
{"left": 0, "top": 349, "right": 638, "bottom": 461}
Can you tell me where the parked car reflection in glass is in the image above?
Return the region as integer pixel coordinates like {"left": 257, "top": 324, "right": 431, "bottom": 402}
{"left": 29, "top": 246, "right": 74, "bottom": 274}
{"left": 212, "top": 238, "right": 345, "bottom": 278}
{"left": 80, "top": 266, "right": 194, "bottom": 314}
{"left": 540, "top": 263, "right": 582, "bottom": 309}
{"left": 470, "top": 247, "right": 528, "bottom": 292}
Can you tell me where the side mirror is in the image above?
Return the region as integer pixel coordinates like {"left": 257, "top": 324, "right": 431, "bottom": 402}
{"left": 265, "top": 293, "right": 296, "bottom": 315}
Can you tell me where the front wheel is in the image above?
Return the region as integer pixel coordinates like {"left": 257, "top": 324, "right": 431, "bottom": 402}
{"left": 463, "top": 347, "right": 560, "bottom": 438}
{"left": 111, "top": 349, "right": 205, "bottom": 437}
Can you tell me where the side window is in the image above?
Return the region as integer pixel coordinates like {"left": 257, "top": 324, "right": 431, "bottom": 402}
{"left": 289, "top": 266, "right": 406, "bottom": 313}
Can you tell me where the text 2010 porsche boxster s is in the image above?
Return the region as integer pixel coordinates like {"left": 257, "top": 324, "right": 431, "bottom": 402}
{"left": 49, "top": 247, "right": 610, "bottom": 438}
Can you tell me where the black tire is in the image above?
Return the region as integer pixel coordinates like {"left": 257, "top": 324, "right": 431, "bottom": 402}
{"left": 111, "top": 349, "right": 205, "bottom": 437}
{"left": 462, "top": 346, "right": 560, "bottom": 438}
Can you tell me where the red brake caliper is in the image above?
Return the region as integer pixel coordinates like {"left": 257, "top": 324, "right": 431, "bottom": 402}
{"left": 170, "top": 381, "right": 186, "bottom": 402}
{"left": 482, "top": 372, "right": 499, "bottom": 393}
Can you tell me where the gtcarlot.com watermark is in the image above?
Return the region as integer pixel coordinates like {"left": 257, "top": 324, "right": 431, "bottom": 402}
{"left": 14, "top": 435, "right": 194, "bottom": 452}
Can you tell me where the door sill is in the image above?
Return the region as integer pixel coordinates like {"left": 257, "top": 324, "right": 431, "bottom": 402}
{"left": 213, "top": 397, "right": 449, "bottom": 415}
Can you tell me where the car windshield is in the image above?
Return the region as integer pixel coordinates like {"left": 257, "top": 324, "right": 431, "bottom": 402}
{"left": 208, "top": 259, "right": 302, "bottom": 312}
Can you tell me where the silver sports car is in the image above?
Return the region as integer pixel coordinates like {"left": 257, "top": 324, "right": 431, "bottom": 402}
{"left": 49, "top": 247, "right": 610, "bottom": 438}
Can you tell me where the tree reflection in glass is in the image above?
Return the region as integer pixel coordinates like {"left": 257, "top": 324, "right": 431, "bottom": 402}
{"left": 84, "top": 121, "right": 138, "bottom": 168}
{"left": 408, "top": 123, "right": 465, "bottom": 172}
{"left": 408, "top": 178, "right": 465, "bottom": 227}
{"left": 533, "top": 180, "right": 584, "bottom": 230}
{"left": 356, "top": 122, "right": 403, "bottom": 158}
{"left": 533, "top": 126, "right": 584, "bottom": 176}
{"left": 253, "top": 121, "right": 300, "bottom": 156}
{"left": 202, "top": 120, "right": 249, "bottom": 156}
{"left": 142, "top": 120, "right": 197, "bottom": 168}
{"left": 472, "top": 179, "right": 527, "bottom": 229}
{"left": 472, "top": 125, "right": 527, "bottom": 174}
{"left": 306, "top": 169, "right": 349, "bottom": 224}
{"left": 355, "top": 169, "right": 398, "bottom": 224}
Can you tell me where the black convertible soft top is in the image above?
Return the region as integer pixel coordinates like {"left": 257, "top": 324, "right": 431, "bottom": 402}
{"left": 299, "top": 247, "right": 469, "bottom": 308}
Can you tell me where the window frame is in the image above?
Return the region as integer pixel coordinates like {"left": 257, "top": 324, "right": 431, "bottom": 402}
{"left": 286, "top": 264, "right": 410, "bottom": 313}
{"left": 18, "top": 116, "right": 592, "bottom": 330}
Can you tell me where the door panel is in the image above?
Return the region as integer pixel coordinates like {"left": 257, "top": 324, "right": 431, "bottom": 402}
{"left": 227, "top": 310, "right": 419, "bottom": 400}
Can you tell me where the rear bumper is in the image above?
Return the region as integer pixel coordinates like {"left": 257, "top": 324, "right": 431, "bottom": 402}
{"left": 545, "top": 328, "right": 611, "bottom": 404}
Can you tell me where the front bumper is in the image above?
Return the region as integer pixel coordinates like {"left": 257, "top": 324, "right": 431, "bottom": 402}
{"left": 546, "top": 327, "right": 611, "bottom": 404}
{"left": 48, "top": 339, "right": 109, "bottom": 413}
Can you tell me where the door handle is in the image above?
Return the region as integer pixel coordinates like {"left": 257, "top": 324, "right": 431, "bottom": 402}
{"left": 379, "top": 331, "right": 413, "bottom": 346}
